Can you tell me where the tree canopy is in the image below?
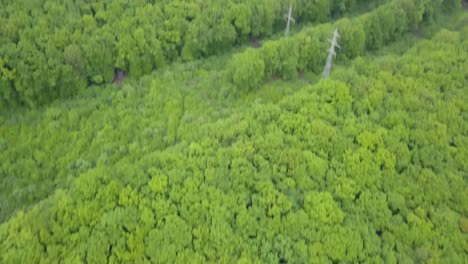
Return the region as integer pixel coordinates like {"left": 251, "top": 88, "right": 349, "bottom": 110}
{"left": 0, "top": 0, "right": 466, "bottom": 263}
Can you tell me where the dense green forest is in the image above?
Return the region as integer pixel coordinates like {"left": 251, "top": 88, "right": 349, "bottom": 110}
{"left": 1, "top": 0, "right": 467, "bottom": 263}
{"left": 1, "top": 0, "right": 391, "bottom": 107}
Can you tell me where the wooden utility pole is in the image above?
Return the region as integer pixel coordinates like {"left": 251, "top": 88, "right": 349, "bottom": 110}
{"left": 322, "top": 29, "right": 341, "bottom": 79}
{"left": 284, "top": 2, "right": 295, "bottom": 38}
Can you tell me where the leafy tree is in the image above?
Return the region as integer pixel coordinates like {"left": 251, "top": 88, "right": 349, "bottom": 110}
{"left": 304, "top": 191, "right": 344, "bottom": 225}
{"left": 302, "top": 0, "right": 332, "bottom": 23}
{"left": 145, "top": 215, "right": 193, "bottom": 263}
{"left": 227, "top": 49, "right": 265, "bottom": 91}
{"left": 336, "top": 18, "right": 365, "bottom": 59}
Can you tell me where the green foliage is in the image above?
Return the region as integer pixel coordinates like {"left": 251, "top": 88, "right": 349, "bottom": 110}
{"left": 0, "top": 2, "right": 466, "bottom": 264}
{"left": 225, "top": 0, "right": 442, "bottom": 87}
{"left": 227, "top": 49, "right": 265, "bottom": 92}
{"left": 336, "top": 18, "right": 366, "bottom": 58}
{"left": 304, "top": 191, "right": 344, "bottom": 225}
{"left": 442, "top": 0, "right": 462, "bottom": 11}
{"left": 1, "top": 0, "right": 372, "bottom": 107}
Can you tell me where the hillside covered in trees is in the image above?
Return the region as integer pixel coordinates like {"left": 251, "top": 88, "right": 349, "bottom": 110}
{"left": 0, "top": 0, "right": 467, "bottom": 263}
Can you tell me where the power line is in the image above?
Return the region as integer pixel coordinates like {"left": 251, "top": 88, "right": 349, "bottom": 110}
{"left": 323, "top": 29, "right": 341, "bottom": 79}
{"left": 284, "top": 2, "right": 295, "bottom": 38}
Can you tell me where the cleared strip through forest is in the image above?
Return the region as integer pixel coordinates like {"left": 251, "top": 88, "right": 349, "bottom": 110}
{"left": 0, "top": 0, "right": 456, "bottom": 223}
{"left": 1, "top": 24, "right": 466, "bottom": 263}
{"left": 0, "top": 0, "right": 390, "bottom": 107}
{"left": 224, "top": 0, "right": 446, "bottom": 90}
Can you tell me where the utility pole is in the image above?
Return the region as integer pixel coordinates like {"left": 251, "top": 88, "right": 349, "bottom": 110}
{"left": 284, "top": 2, "right": 295, "bottom": 38}
{"left": 322, "top": 29, "right": 341, "bottom": 79}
